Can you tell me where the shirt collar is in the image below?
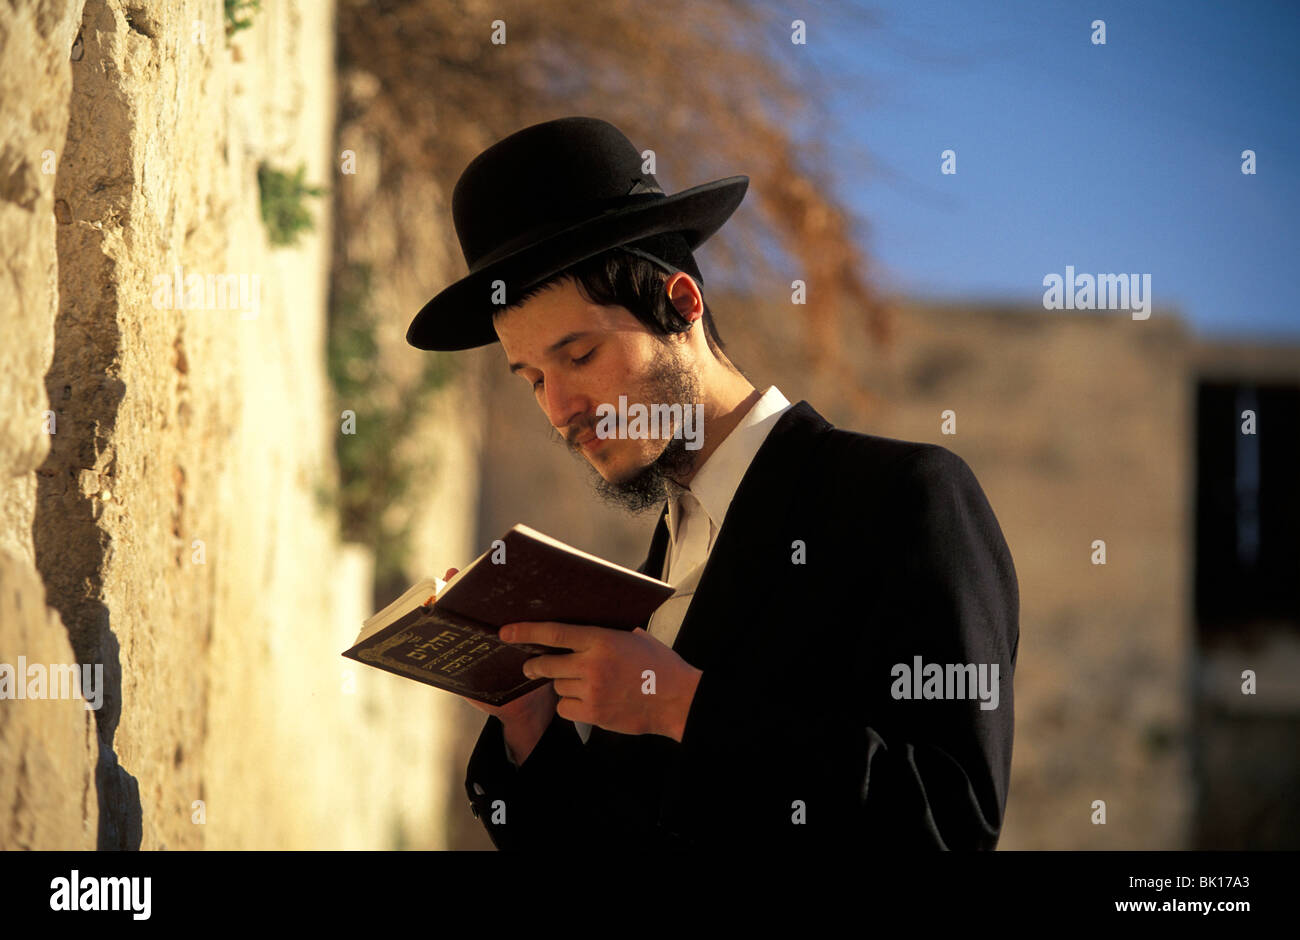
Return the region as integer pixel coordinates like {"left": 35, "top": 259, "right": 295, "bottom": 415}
{"left": 664, "top": 385, "right": 792, "bottom": 545}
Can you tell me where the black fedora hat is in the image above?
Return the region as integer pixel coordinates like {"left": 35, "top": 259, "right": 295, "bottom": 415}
{"left": 406, "top": 116, "right": 749, "bottom": 351}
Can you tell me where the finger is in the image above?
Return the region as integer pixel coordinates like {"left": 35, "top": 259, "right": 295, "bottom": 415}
{"left": 521, "top": 652, "right": 585, "bottom": 680}
{"left": 551, "top": 678, "right": 585, "bottom": 698}
{"left": 554, "top": 696, "right": 587, "bottom": 724}
{"left": 501, "top": 620, "right": 601, "bottom": 650}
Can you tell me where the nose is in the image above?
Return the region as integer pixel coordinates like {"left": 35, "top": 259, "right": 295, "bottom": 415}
{"left": 541, "top": 373, "right": 590, "bottom": 441}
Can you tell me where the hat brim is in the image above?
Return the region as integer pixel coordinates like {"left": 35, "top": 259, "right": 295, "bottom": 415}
{"left": 406, "top": 175, "right": 749, "bottom": 351}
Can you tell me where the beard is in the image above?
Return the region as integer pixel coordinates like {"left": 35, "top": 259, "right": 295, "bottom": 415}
{"left": 560, "top": 340, "right": 703, "bottom": 515}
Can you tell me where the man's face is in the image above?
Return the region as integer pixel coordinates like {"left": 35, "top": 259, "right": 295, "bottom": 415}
{"left": 496, "top": 277, "right": 702, "bottom": 514}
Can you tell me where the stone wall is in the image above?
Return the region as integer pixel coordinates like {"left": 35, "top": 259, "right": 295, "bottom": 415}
{"left": 1, "top": 0, "right": 464, "bottom": 849}
{"left": 1, "top": 0, "right": 100, "bottom": 851}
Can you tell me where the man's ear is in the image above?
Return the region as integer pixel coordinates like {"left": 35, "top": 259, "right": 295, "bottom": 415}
{"left": 664, "top": 273, "right": 702, "bottom": 326}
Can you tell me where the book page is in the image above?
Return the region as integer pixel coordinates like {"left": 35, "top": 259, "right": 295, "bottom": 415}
{"left": 355, "top": 575, "right": 446, "bottom": 643}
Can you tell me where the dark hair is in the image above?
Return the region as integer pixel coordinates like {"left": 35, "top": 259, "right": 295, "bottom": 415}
{"left": 492, "top": 245, "right": 742, "bottom": 374}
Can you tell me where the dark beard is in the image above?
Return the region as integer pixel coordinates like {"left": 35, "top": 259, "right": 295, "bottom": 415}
{"left": 560, "top": 341, "right": 703, "bottom": 515}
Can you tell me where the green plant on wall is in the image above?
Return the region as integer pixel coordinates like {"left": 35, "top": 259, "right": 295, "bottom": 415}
{"left": 326, "top": 261, "right": 457, "bottom": 603}
{"left": 257, "top": 162, "right": 327, "bottom": 247}
{"left": 224, "top": 0, "right": 260, "bottom": 37}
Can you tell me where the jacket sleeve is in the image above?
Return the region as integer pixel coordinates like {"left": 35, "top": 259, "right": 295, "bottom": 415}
{"left": 465, "top": 711, "right": 585, "bottom": 849}
{"left": 659, "top": 444, "right": 1019, "bottom": 849}
{"left": 464, "top": 708, "right": 682, "bottom": 849}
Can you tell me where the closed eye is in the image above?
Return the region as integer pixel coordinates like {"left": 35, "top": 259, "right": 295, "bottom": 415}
{"left": 532, "top": 348, "right": 596, "bottom": 391}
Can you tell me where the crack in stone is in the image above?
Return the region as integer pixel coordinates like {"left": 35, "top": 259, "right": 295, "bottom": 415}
{"left": 34, "top": 0, "right": 142, "bottom": 852}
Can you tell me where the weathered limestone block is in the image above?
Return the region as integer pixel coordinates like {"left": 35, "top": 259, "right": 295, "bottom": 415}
{"left": 0, "top": 0, "right": 96, "bottom": 852}
{"left": 0, "top": 550, "right": 99, "bottom": 849}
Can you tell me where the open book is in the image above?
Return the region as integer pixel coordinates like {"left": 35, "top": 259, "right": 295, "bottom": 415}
{"left": 341, "top": 524, "right": 675, "bottom": 705}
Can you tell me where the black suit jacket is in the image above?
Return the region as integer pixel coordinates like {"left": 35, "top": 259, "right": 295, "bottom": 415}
{"left": 464, "top": 399, "right": 1019, "bottom": 849}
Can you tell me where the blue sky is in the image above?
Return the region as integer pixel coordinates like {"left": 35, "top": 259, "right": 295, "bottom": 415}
{"left": 802, "top": 0, "right": 1299, "bottom": 340}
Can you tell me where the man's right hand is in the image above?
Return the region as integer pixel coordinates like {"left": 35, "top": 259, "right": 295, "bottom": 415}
{"left": 438, "top": 567, "right": 560, "bottom": 763}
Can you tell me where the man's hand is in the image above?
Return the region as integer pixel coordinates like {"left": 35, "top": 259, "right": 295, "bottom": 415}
{"left": 499, "top": 621, "right": 703, "bottom": 742}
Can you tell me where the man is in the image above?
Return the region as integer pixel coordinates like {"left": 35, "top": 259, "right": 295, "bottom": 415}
{"left": 407, "top": 116, "right": 1019, "bottom": 849}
